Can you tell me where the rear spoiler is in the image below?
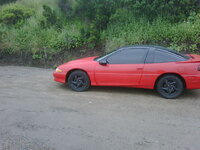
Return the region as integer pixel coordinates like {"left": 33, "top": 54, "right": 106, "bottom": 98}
{"left": 176, "top": 54, "right": 200, "bottom": 63}
{"left": 188, "top": 54, "right": 200, "bottom": 63}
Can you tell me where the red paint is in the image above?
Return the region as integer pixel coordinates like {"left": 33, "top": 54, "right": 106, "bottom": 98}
{"left": 53, "top": 55, "right": 200, "bottom": 90}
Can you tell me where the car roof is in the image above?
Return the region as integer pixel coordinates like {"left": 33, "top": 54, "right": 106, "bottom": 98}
{"left": 120, "top": 45, "right": 172, "bottom": 51}
{"left": 119, "top": 45, "right": 189, "bottom": 59}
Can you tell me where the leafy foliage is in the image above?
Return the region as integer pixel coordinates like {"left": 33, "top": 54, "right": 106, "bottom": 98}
{"left": 59, "top": 0, "right": 199, "bottom": 44}
{"left": 0, "top": 0, "right": 200, "bottom": 65}
{"left": 40, "top": 5, "right": 61, "bottom": 28}
{"left": 60, "top": 0, "right": 199, "bottom": 23}
{"left": 0, "top": 3, "right": 34, "bottom": 26}
{"left": 119, "top": 0, "right": 198, "bottom": 22}
{"left": 102, "top": 17, "right": 200, "bottom": 53}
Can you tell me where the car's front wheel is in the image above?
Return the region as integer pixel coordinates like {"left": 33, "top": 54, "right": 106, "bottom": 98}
{"left": 156, "top": 75, "right": 184, "bottom": 99}
{"left": 68, "top": 70, "right": 90, "bottom": 92}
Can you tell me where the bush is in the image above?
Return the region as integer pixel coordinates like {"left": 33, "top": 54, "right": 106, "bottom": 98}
{"left": 58, "top": 0, "right": 75, "bottom": 18}
{"left": 120, "top": 0, "right": 199, "bottom": 22}
{"left": 60, "top": 0, "right": 199, "bottom": 24}
{"left": 0, "top": 3, "right": 34, "bottom": 26}
{"left": 59, "top": 0, "right": 200, "bottom": 48}
{"left": 40, "top": 5, "right": 61, "bottom": 29}
{"left": 102, "top": 15, "right": 200, "bottom": 53}
{"left": 0, "top": 18, "right": 83, "bottom": 56}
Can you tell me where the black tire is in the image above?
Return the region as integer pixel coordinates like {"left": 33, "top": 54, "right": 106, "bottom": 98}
{"left": 156, "top": 75, "right": 184, "bottom": 99}
{"left": 68, "top": 70, "right": 90, "bottom": 92}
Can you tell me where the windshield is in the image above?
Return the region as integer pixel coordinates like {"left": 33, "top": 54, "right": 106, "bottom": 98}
{"left": 94, "top": 49, "right": 118, "bottom": 61}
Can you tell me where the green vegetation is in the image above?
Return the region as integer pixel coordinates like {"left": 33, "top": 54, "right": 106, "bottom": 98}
{"left": 0, "top": 0, "right": 200, "bottom": 66}
{"left": 0, "top": 0, "right": 17, "bottom": 5}
{"left": 103, "top": 16, "right": 200, "bottom": 53}
{"left": 0, "top": 3, "right": 34, "bottom": 25}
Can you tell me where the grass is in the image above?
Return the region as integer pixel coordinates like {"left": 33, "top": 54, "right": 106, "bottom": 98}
{"left": 0, "top": 0, "right": 83, "bottom": 59}
{"left": 102, "top": 17, "right": 200, "bottom": 53}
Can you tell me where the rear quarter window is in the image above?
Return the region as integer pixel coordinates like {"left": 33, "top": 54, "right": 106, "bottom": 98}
{"left": 154, "top": 50, "right": 187, "bottom": 63}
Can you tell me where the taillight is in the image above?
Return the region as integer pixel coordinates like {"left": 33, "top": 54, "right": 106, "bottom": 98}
{"left": 198, "top": 65, "right": 200, "bottom": 71}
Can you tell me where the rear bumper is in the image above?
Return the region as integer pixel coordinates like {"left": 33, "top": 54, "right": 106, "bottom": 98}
{"left": 187, "top": 75, "right": 200, "bottom": 89}
{"left": 53, "top": 71, "right": 66, "bottom": 83}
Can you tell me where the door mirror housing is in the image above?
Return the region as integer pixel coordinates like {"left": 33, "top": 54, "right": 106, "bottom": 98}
{"left": 99, "top": 60, "right": 108, "bottom": 65}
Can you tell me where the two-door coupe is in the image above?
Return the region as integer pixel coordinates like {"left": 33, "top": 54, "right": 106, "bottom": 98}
{"left": 53, "top": 45, "right": 200, "bottom": 99}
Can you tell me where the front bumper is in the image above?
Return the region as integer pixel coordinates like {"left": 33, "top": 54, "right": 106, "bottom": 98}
{"left": 53, "top": 71, "right": 66, "bottom": 83}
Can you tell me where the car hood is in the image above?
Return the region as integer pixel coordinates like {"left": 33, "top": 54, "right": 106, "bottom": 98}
{"left": 68, "top": 56, "right": 98, "bottom": 64}
{"left": 59, "top": 56, "right": 98, "bottom": 67}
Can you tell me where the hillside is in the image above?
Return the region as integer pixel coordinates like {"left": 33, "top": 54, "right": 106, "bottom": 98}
{"left": 0, "top": 0, "right": 200, "bottom": 67}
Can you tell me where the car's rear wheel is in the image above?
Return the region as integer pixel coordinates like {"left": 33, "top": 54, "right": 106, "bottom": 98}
{"left": 68, "top": 70, "right": 90, "bottom": 92}
{"left": 156, "top": 75, "right": 184, "bottom": 99}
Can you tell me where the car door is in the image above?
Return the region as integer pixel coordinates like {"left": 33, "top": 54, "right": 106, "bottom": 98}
{"left": 140, "top": 48, "right": 188, "bottom": 89}
{"left": 94, "top": 47, "right": 149, "bottom": 86}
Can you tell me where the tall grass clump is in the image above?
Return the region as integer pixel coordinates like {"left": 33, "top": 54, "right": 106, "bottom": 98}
{"left": 0, "top": 0, "right": 83, "bottom": 60}
{"left": 102, "top": 12, "right": 200, "bottom": 53}
{"left": 1, "top": 20, "right": 82, "bottom": 58}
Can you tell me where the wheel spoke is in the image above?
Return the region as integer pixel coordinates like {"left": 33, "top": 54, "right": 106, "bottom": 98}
{"left": 76, "top": 83, "right": 81, "bottom": 87}
{"left": 77, "top": 81, "right": 83, "bottom": 87}
{"left": 78, "top": 76, "right": 84, "bottom": 80}
{"left": 74, "top": 80, "right": 84, "bottom": 88}
{"left": 74, "top": 75, "right": 78, "bottom": 81}
{"left": 162, "top": 87, "right": 169, "bottom": 91}
{"left": 169, "top": 81, "right": 176, "bottom": 85}
{"left": 171, "top": 85, "right": 178, "bottom": 91}
{"left": 168, "top": 88, "right": 173, "bottom": 94}
{"left": 72, "top": 81, "right": 78, "bottom": 86}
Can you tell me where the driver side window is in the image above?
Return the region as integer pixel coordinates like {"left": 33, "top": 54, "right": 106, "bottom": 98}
{"left": 107, "top": 48, "right": 148, "bottom": 64}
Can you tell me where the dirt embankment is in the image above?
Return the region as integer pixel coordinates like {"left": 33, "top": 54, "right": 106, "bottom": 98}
{"left": 1, "top": 45, "right": 199, "bottom": 68}
{"left": 0, "top": 46, "right": 104, "bottom": 68}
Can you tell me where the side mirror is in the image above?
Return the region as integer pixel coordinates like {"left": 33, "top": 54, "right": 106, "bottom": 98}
{"left": 99, "top": 60, "right": 108, "bottom": 65}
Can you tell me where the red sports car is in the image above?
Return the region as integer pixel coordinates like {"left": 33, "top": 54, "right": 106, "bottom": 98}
{"left": 53, "top": 45, "right": 200, "bottom": 99}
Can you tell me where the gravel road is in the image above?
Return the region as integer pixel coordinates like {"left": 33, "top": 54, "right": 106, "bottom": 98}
{"left": 0, "top": 66, "right": 200, "bottom": 150}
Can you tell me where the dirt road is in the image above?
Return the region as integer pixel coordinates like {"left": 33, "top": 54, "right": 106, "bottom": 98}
{"left": 0, "top": 66, "right": 200, "bottom": 150}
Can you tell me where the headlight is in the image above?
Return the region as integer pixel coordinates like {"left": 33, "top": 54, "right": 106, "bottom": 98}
{"left": 56, "top": 68, "right": 62, "bottom": 73}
